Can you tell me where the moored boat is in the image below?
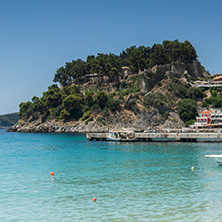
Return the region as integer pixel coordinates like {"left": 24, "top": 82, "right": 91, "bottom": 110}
{"left": 205, "top": 154, "right": 222, "bottom": 166}
{"left": 107, "top": 129, "right": 138, "bottom": 142}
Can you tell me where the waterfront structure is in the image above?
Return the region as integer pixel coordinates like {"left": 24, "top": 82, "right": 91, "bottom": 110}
{"left": 86, "top": 131, "right": 222, "bottom": 142}
{"left": 213, "top": 76, "right": 222, "bottom": 83}
{"left": 212, "top": 73, "right": 222, "bottom": 83}
{"left": 194, "top": 108, "right": 222, "bottom": 129}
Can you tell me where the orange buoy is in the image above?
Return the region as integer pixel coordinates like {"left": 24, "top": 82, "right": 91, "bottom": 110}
{"left": 50, "top": 172, "right": 55, "bottom": 176}
{"left": 93, "top": 197, "right": 97, "bottom": 202}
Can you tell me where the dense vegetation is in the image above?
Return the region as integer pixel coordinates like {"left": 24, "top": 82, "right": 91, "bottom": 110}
{"left": 0, "top": 113, "right": 19, "bottom": 127}
{"left": 178, "top": 99, "right": 198, "bottom": 123}
{"left": 19, "top": 84, "right": 131, "bottom": 123}
{"left": 53, "top": 40, "right": 197, "bottom": 86}
{"left": 18, "top": 40, "right": 204, "bottom": 127}
{"left": 202, "top": 88, "right": 222, "bottom": 108}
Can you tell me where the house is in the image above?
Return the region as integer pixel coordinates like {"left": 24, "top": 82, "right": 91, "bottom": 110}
{"left": 194, "top": 109, "right": 222, "bottom": 129}
{"left": 121, "top": 67, "right": 131, "bottom": 78}
{"left": 196, "top": 110, "right": 213, "bottom": 126}
{"left": 212, "top": 76, "right": 222, "bottom": 83}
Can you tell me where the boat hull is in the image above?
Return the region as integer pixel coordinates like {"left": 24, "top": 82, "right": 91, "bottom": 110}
{"left": 106, "top": 138, "right": 138, "bottom": 142}
{"left": 205, "top": 155, "right": 222, "bottom": 166}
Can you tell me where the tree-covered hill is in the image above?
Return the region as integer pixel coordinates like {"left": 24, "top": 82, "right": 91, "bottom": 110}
{"left": 0, "top": 113, "right": 19, "bottom": 128}
{"left": 8, "top": 40, "right": 210, "bottom": 133}
{"left": 53, "top": 40, "right": 197, "bottom": 86}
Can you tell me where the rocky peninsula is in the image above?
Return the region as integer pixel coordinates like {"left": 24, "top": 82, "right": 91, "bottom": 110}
{"left": 7, "top": 41, "right": 211, "bottom": 133}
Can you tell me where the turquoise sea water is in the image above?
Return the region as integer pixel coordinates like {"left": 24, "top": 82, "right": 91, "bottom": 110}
{"left": 1, "top": 129, "right": 222, "bottom": 221}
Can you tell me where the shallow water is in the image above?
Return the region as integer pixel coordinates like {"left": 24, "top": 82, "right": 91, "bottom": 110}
{"left": 1, "top": 129, "right": 222, "bottom": 221}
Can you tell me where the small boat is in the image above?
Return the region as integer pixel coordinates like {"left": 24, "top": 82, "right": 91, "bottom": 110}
{"left": 205, "top": 154, "right": 222, "bottom": 166}
{"left": 107, "top": 129, "right": 138, "bottom": 142}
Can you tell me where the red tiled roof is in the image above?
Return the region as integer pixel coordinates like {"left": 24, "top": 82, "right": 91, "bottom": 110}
{"left": 202, "top": 110, "right": 213, "bottom": 114}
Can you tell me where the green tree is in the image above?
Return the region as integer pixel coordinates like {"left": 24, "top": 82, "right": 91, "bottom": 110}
{"left": 53, "top": 40, "right": 198, "bottom": 84}
{"left": 62, "top": 95, "right": 83, "bottom": 119}
{"left": 150, "top": 44, "right": 167, "bottom": 67}
{"left": 106, "top": 98, "right": 120, "bottom": 111}
{"left": 185, "top": 119, "right": 196, "bottom": 127}
{"left": 69, "top": 59, "right": 86, "bottom": 84}
{"left": 19, "top": 101, "right": 32, "bottom": 119}
{"left": 95, "top": 91, "right": 108, "bottom": 109}
{"left": 144, "top": 92, "right": 174, "bottom": 109}
{"left": 42, "top": 89, "right": 62, "bottom": 108}
{"left": 86, "top": 55, "right": 100, "bottom": 73}
{"left": 59, "top": 109, "right": 71, "bottom": 120}
{"left": 53, "top": 67, "right": 71, "bottom": 86}
{"left": 186, "top": 87, "right": 205, "bottom": 100}
{"left": 211, "top": 91, "right": 218, "bottom": 97}
{"left": 84, "top": 91, "right": 94, "bottom": 107}
{"left": 178, "top": 99, "right": 197, "bottom": 122}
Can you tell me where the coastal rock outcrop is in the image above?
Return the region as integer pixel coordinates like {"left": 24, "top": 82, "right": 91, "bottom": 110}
{"left": 7, "top": 109, "right": 184, "bottom": 133}
{"left": 8, "top": 40, "right": 210, "bottom": 133}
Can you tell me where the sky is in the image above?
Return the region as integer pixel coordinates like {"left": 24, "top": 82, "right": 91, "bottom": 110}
{"left": 1, "top": 0, "right": 222, "bottom": 114}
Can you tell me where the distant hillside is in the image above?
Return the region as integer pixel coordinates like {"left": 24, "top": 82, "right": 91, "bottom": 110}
{"left": 7, "top": 40, "right": 211, "bottom": 133}
{"left": 0, "top": 113, "right": 19, "bottom": 128}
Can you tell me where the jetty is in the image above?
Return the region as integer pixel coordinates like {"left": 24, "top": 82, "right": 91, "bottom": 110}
{"left": 86, "top": 132, "right": 222, "bottom": 142}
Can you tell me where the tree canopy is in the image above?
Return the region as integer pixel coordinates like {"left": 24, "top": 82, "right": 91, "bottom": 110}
{"left": 53, "top": 40, "right": 198, "bottom": 85}
{"left": 18, "top": 40, "right": 200, "bottom": 125}
{"left": 178, "top": 99, "right": 198, "bottom": 123}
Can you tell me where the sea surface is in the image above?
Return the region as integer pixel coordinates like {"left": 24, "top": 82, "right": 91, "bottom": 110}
{"left": 1, "top": 129, "right": 222, "bottom": 221}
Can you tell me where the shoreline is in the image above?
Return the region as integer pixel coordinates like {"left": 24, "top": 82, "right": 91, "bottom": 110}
{"left": 6, "top": 122, "right": 109, "bottom": 133}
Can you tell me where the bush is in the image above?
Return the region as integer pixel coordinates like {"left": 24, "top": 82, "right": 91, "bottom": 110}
{"left": 185, "top": 119, "right": 196, "bottom": 127}
{"left": 59, "top": 109, "right": 71, "bottom": 120}
{"left": 106, "top": 98, "right": 120, "bottom": 111}
{"left": 91, "top": 104, "right": 101, "bottom": 112}
{"left": 84, "top": 91, "right": 94, "bottom": 106}
{"left": 211, "top": 91, "right": 218, "bottom": 97}
{"left": 170, "top": 83, "right": 188, "bottom": 98}
{"left": 178, "top": 99, "right": 197, "bottom": 122}
{"left": 186, "top": 87, "right": 205, "bottom": 100}
{"left": 83, "top": 105, "right": 90, "bottom": 113}
{"left": 103, "top": 109, "right": 109, "bottom": 117}
{"left": 82, "top": 110, "right": 91, "bottom": 121}
{"left": 95, "top": 91, "right": 108, "bottom": 109}
{"left": 202, "top": 92, "right": 222, "bottom": 108}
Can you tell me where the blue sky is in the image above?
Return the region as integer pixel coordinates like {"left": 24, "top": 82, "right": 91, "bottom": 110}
{"left": 0, "top": 0, "right": 222, "bottom": 114}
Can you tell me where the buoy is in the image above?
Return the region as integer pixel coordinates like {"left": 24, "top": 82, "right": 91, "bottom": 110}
{"left": 93, "top": 197, "right": 97, "bottom": 202}
{"left": 50, "top": 172, "right": 55, "bottom": 176}
{"left": 191, "top": 166, "right": 194, "bottom": 171}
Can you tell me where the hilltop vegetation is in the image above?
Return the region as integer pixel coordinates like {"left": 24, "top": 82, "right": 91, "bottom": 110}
{"left": 11, "top": 40, "right": 210, "bottom": 132}
{"left": 53, "top": 40, "right": 197, "bottom": 86}
{"left": 0, "top": 113, "right": 19, "bottom": 128}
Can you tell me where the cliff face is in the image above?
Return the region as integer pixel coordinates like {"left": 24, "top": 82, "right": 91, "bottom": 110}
{"left": 8, "top": 109, "right": 184, "bottom": 133}
{"left": 7, "top": 61, "right": 210, "bottom": 133}
{"left": 141, "top": 61, "right": 209, "bottom": 93}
